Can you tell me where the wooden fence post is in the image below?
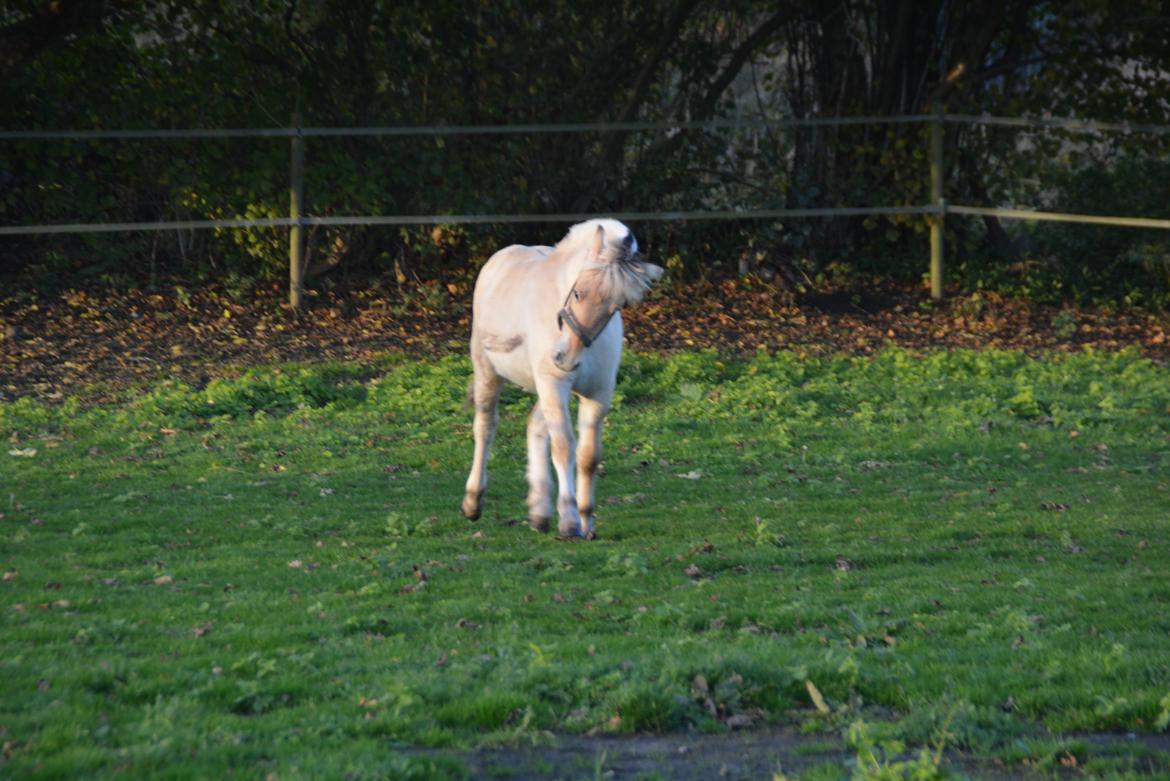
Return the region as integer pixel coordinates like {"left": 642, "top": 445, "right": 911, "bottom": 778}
{"left": 929, "top": 102, "right": 945, "bottom": 301}
{"left": 289, "top": 113, "right": 305, "bottom": 309}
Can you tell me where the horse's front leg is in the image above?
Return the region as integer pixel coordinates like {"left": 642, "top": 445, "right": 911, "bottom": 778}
{"left": 462, "top": 357, "right": 502, "bottom": 521}
{"left": 536, "top": 381, "right": 583, "bottom": 538}
{"left": 575, "top": 397, "right": 609, "bottom": 540}
{"left": 526, "top": 403, "right": 552, "bottom": 532}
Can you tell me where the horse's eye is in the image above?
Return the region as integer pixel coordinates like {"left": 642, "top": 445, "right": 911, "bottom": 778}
{"left": 573, "top": 290, "right": 581, "bottom": 302}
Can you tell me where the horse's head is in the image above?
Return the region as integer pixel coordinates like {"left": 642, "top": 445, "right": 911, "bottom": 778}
{"left": 553, "top": 222, "right": 663, "bottom": 372}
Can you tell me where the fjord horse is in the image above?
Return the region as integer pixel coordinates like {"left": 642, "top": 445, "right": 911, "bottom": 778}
{"left": 462, "top": 219, "right": 663, "bottom": 538}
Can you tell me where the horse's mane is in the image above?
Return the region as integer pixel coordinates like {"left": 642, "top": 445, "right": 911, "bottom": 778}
{"left": 558, "top": 219, "right": 657, "bottom": 306}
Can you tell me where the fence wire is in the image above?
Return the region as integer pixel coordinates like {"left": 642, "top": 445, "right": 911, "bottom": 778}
{"left": 1, "top": 112, "right": 1168, "bottom": 236}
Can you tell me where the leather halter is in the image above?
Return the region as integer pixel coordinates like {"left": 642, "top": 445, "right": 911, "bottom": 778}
{"left": 556, "top": 281, "right": 617, "bottom": 348}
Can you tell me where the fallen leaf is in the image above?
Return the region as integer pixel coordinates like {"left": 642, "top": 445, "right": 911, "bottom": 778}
{"left": 805, "top": 679, "right": 830, "bottom": 714}
{"left": 152, "top": 574, "right": 173, "bottom": 585}
{"left": 8, "top": 448, "right": 36, "bottom": 458}
{"left": 193, "top": 622, "right": 213, "bottom": 638}
{"left": 725, "top": 710, "right": 760, "bottom": 729}
{"left": 684, "top": 564, "right": 702, "bottom": 578}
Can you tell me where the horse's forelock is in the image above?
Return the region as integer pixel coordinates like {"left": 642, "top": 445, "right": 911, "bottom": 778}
{"left": 593, "top": 254, "right": 658, "bottom": 306}
{"left": 600, "top": 232, "right": 638, "bottom": 266}
{"left": 562, "top": 219, "right": 654, "bottom": 305}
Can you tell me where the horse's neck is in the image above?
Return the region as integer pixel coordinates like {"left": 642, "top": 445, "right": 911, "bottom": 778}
{"left": 551, "top": 248, "right": 587, "bottom": 295}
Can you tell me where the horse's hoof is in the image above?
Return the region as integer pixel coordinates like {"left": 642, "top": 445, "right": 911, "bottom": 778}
{"left": 461, "top": 495, "right": 481, "bottom": 521}
{"left": 529, "top": 516, "right": 550, "bottom": 533}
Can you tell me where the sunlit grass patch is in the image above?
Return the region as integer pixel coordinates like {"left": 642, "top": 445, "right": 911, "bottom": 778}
{"left": 2, "top": 348, "right": 1169, "bottom": 778}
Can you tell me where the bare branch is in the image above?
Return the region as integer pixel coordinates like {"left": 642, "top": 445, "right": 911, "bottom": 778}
{"left": 693, "top": 8, "right": 794, "bottom": 119}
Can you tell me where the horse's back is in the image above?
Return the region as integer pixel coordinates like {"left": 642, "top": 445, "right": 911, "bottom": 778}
{"left": 470, "top": 244, "right": 558, "bottom": 391}
{"left": 482, "top": 243, "right": 554, "bottom": 272}
{"left": 473, "top": 244, "right": 552, "bottom": 308}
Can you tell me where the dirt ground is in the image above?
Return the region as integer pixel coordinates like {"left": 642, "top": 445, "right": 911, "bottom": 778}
{"left": 2, "top": 277, "right": 1168, "bottom": 403}
{"left": 410, "top": 728, "right": 1170, "bottom": 779}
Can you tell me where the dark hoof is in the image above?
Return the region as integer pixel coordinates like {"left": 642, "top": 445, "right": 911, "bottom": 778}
{"left": 529, "top": 516, "right": 550, "bottom": 533}
{"left": 461, "top": 495, "right": 481, "bottom": 521}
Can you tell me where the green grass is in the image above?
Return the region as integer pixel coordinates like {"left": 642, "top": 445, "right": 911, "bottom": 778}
{"left": 2, "top": 348, "right": 1170, "bottom": 779}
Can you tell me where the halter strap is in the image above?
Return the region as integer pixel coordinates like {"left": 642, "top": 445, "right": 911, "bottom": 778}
{"left": 557, "top": 282, "right": 616, "bottom": 348}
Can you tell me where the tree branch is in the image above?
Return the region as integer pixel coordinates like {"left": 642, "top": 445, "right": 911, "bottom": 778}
{"left": 572, "top": 0, "right": 701, "bottom": 211}
{"left": 693, "top": 8, "right": 793, "bottom": 119}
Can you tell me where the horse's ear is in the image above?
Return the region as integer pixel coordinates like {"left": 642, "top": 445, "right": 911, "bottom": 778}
{"left": 644, "top": 262, "right": 665, "bottom": 283}
{"left": 590, "top": 225, "right": 606, "bottom": 259}
{"left": 621, "top": 233, "right": 635, "bottom": 256}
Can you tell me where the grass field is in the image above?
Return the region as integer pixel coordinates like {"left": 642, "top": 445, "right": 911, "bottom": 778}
{"left": 2, "top": 347, "right": 1169, "bottom": 779}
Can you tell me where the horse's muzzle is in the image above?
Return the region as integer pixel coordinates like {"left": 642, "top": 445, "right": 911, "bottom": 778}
{"left": 552, "top": 348, "right": 580, "bottom": 373}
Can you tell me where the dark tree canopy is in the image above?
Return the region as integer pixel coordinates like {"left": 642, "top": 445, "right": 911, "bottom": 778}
{"left": 2, "top": 1, "right": 1169, "bottom": 303}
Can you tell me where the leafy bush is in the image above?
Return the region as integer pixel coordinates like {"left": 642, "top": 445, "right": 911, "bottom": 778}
{"left": 136, "top": 365, "right": 369, "bottom": 422}
{"left": 1035, "top": 158, "right": 1170, "bottom": 306}
{"left": 964, "top": 155, "right": 1170, "bottom": 307}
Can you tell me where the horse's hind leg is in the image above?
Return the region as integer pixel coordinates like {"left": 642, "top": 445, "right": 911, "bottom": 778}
{"left": 462, "top": 350, "right": 502, "bottom": 521}
{"left": 525, "top": 403, "right": 552, "bottom": 532}
{"left": 575, "top": 397, "right": 609, "bottom": 540}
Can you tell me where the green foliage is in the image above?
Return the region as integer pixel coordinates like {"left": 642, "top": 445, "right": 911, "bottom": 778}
{"left": 847, "top": 719, "right": 945, "bottom": 780}
{"left": 1022, "top": 155, "right": 1170, "bottom": 307}
{"left": 137, "top": 364, "right": 370, "bottom": 421}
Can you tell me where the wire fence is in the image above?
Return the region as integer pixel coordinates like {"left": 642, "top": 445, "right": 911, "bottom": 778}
{"left": 0, "top": 206, "right": 944, "bottom": 236}
{"left": 3, "top": 111, "right": 1169, "bottom": 301}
